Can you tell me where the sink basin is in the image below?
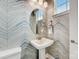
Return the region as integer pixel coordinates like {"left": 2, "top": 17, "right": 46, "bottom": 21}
{"left": 30, "top": 37, "right": 54, "bottom": 49}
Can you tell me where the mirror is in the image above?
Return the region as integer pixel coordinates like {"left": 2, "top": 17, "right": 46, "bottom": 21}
{"left": 30, "top": 9, "right": 44, "bottom": 36}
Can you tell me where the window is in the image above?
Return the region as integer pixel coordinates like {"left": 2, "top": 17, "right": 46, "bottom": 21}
{"left": 36, "top": 10, "right": 44, "bottom": 21}
{"left": 55, "top": 0, "right": 70, "bottom": 14}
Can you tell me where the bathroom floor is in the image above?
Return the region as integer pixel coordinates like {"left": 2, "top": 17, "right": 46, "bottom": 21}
{"left": 45, "top": 53, "right": 55, "bottom": 59}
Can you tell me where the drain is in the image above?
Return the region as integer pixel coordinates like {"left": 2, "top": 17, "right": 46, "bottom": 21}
{"left": 55, "top": 55, "right": 59, "bottom": 59}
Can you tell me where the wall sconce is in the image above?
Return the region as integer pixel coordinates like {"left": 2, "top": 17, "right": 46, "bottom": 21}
{"left": 39, "top": 0, "right": 43, "bottom": 5}
{"left": 44, "top": 1, "right": 48, "bottom": 8}
{"left": 32, "top": 0, "right": 37, "bottom": 2}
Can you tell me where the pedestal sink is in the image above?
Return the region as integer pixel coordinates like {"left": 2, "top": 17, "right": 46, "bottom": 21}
{"left": 30, "top": 37, "right": 54, "bottom": 59}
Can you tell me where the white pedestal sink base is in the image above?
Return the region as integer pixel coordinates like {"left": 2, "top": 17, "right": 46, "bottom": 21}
{"left": 39, "top": 49, "right": 45, "bottom": 59}
{"left": 39, "top": 49, "right": 55, "bottom": 59}
{"left": 30, "top": 38, "right": 54, "bottom": 59}
{"left": 45, "top": 53, "right": 55, "bottom": 59}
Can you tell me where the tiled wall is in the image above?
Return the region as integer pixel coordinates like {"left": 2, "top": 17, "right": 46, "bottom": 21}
{"left": 0, "top": 0, "right": 37, "bottom": 59}
{"left": 47, "top": 11, "right": 69, "bottom": 59}
{"left": 8, "top": 0, "right": 37, "bottom": 59}
{"left": 0, "top": 0, "right": 8, "bottom": 51}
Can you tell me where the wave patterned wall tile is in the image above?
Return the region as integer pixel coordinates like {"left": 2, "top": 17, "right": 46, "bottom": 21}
{"left": 47, "top": 12, "right": 69, "bottom": 59}
{"left": 0, "top": 0, "right": 38, "bottom": 59}
{"left": 8, "top": 0, "right": 34, "bottom": 48}
{"left": 7, "top": 1, "right": 37, "bottom": 59}
{"left": 0, "top": 0, "right": 8, "bottom": 51}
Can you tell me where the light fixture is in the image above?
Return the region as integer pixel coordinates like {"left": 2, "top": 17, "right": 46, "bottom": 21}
{"left": 44, "top": 1, "right": 48, "bottom": 8}
{"left": 39, "top": 0, "right": 43, "bottom": 5}
{"left": 32, "top": 0, "right": 37, "bottom": 2}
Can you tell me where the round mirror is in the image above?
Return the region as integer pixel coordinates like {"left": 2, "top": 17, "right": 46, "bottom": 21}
{"left": 30, "top": 9, "right": 44, "bottom": 35}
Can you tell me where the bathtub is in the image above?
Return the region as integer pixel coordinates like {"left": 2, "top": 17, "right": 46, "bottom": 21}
{"left": 0, "top": 47, "right": 21, "bottom": 59}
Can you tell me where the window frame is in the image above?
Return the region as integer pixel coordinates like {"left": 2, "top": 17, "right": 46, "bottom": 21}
{"left": 54, "top": 0, "right": 70, "bottom": 14}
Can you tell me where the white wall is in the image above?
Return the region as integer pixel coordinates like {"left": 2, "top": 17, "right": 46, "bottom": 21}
{"left": 70, "top": 0, "right": 78, "bottom": 59}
